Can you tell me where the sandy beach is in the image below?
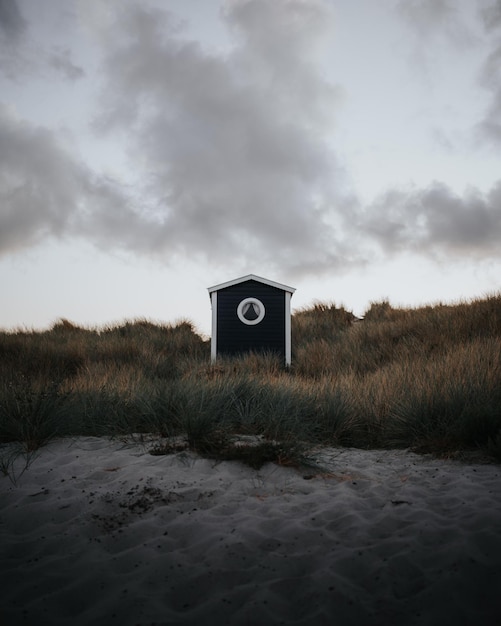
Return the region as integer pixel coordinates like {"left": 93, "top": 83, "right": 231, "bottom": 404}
{"left": 1, "top": 437, "right": 500, "bottom": 625}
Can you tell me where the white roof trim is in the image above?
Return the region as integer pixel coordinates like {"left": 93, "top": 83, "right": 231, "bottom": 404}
{"left": 207, "top": 274, "right": 296, "bottom": 295}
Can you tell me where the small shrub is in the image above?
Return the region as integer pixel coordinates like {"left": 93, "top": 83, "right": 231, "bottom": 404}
{"left": 0, "top": 378, "right": 68, "bottom": 450}
{"left": 0, "top": 443, "right": 40, "bottom": 485}
{"left": 311, "top": 380, "right": 358, "bottom": 445}
{"left": 169, "top": 377, "right": 233, "bottom": 450}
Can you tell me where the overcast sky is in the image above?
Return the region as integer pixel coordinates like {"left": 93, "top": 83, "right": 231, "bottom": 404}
{"left": 1, "top": 0, "right": 501, "bottom": 336}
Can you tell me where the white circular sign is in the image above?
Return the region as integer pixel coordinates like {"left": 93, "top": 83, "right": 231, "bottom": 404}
{"left": 237, "top": 297, "right": 266, "bottom": 325}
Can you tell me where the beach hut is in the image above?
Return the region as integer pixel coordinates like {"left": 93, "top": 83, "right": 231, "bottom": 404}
{"left": 208, "top": 274, "right": 296, "bottom": 366}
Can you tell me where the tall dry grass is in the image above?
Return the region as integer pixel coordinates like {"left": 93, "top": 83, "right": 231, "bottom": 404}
{"left": 1, "top": 294, "right": 501, "bottom": 464}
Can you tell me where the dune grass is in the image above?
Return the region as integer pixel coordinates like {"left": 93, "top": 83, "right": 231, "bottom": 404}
{"left": 1, "top": 295, "right": 501, "bottom": 469}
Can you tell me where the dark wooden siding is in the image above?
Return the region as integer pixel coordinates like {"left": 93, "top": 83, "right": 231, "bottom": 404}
{"left": 217, "top": 280, "right": 286, "bottom": 358}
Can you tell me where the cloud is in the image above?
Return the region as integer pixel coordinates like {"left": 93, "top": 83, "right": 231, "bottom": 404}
{"left": 0, "top": 0, "right": 28, "bottom": 77}
{"left": 49, "top": 47, "right": 85, "bottom": 81}
{"left": 476, "top": 1, "right": 501, "bottom": 145}
{"left": 482, "top": 0, "right": 501, "bottom": 31}
{"left": 362, "top": 180, "right": 501, "bottom": 258}
{"left": 0, "top": 105, "right": 136, "bottom": 255}
{"left": 0, "top": 0, "right": 26, "bottom": 40}
{"left": 0, "top": 0, "right": 85, "bottom": 81}
{"left": 0, "top": 106, "right": 75, "bottom": 253}
{"left": 89, "top": 0, "right": 352, "bottom": 272}
{"left": 3, "top": 0, "right": 501, "bottom": 275}
{"left": 396, "top": 0, "right": 466, "bottom": 41}
{"left": 395, "top": 0, "right": 477, "bottom": 84}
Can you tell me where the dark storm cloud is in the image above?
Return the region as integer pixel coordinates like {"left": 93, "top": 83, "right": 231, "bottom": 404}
{"left": 0, "top": 106, "right": 76, "bottom": 252}
{"left": 49, "top": 47, "right": 85, "bottom": 81}
{"left": 91, "top": 0, "right": 501, "bottom": 271}
{"left": 90, "top": 0, "right": 352, "bottom": 271}
{"left": 3, "top": 0, "right": 501, "bottom": 272}
{"left": 0, "top": 0, "right": 354, "bottom": 271}
{"left": 0, "top": 0, "right": 27, "bottom": 77}
{"left": 362, "top": 181, "right": 501, "bottom": 258}
{"left": 482, "top": 0, "right": 501, "bottom": 30}
{"left": 0, "top": 0, "right": 26, "bottom": 40}
{"left": 0, "top": 0, "right": 85, "bottom": 81}
{"left": 0, "top": 105, "right": 137, "bottom": 255}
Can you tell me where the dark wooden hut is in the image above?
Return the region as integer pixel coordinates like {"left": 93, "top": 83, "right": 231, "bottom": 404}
{"left": 207, "top": 274, "right": 295, "bottom": 366}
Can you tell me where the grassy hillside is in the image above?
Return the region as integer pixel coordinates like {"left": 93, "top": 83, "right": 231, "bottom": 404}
{"left": 1, "top": 295, "right": 501, "bottom": 470}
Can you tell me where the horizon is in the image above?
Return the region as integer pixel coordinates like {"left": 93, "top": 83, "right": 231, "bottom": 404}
{"left": 2, "top": 287, "right": 500, "bottom": 338}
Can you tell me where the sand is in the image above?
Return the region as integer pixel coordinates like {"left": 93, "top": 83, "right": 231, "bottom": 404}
{"left": 1, "top": 436, "right": 501, "bottom": 625}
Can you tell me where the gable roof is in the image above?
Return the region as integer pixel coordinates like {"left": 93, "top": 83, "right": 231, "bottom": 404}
{"left": 207, "top": 274, "right": 296, "bottom": 295}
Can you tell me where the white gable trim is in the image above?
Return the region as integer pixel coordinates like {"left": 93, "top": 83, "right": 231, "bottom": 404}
{"left": 285, "top": 291, "right": 292, "bottom": 367}
{"left": 207, "top": 274, "right": 296, "bottom": 295}
{"left": 210, "top": 290, "right": 217, "bottom": 363}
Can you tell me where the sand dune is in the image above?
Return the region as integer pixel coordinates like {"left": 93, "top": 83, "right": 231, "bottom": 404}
{"left": 1, "top": 437, "right": 500, "bottom": 625}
